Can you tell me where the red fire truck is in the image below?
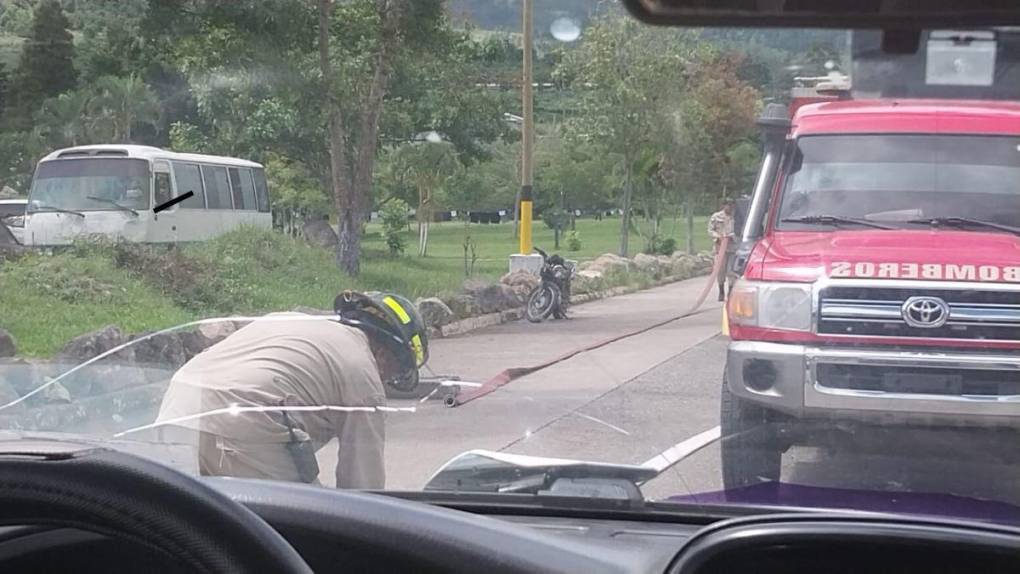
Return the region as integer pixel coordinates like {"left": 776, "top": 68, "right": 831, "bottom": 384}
{"left": 721, "top": 88, "right": 1020, "bottom": 487}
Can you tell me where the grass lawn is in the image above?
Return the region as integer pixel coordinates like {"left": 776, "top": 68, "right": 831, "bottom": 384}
{"left": 361, "top": 216, "right": 712, "bottom": 281}
{"left": 1, "top": 217, "right": 710, "bottom": 357}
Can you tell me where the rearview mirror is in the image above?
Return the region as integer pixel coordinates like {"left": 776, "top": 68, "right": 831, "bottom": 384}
{"left": 622, "top": 1, "right": 1020, "bottom": 30}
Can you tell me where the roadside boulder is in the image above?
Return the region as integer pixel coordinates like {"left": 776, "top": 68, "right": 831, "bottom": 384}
{"left": 589, "top": 253, "right": 631, "bottom": 276}
{"left": 445, "top": 294, "right": 481, "bottom": 319}
{"left": 58, "top": 325, "right": 127, "bottom": 363}
{"left": 416, "top": 297, "right": 455, "bottom": 329}
{"left": 302, "top": 217, "right": 338, "bottom": 250}
{"left": 500, "top": 270, "right": 540, "bottom": 303}
{"left": 40, "top": 379, "right": 72, "bottom": 404}
{"left": 670, "top": 254, "right": 696, "bottom": 278}
{"left": 463, "top": 279, "right": 518, "bottom": 313}
{"left": 130, "top": 331, "right": 188, "bottom": 369}
{"left": 88, "top": 364, "right": 152, "bottom": 395}
{"left": 0, "top": 328, "right": 15, "bottom": 358}
{"left": 573, "top": 269, "right": 605, "bottom": 294}
{"left": 633, "top": 253, "right": 658, "bottom": 271}
{"left": 0, "top": 378, "right": 24, "bottom": 413}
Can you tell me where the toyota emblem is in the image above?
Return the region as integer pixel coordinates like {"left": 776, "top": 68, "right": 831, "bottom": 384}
{"left": 901, "top": 296, "right": 950, "bottom": 328}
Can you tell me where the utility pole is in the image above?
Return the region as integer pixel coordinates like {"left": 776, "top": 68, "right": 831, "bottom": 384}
{"left": 519, "top": 0, "right": 534, "bottom": 255}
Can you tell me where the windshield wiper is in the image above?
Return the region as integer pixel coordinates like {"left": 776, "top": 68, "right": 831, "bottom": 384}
{"left": 30, "top": 204, "right": 85, "bottom": 218}
{"left": 780, "top": 214, "right": 895, "bottom": 230}
{"left": 86, "top": 196, "right": 139, "bottom": 216}
{"left": 906, "top": 217, "right": 1020, "bottom": 237}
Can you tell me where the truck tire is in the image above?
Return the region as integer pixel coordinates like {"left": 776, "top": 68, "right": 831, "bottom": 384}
{"left": 720, "top": 370, "right": 783, "bottom": 489}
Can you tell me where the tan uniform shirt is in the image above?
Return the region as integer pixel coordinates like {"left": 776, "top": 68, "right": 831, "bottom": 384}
{"left": 156, "top": 313, "right": 386, "bottom": 489}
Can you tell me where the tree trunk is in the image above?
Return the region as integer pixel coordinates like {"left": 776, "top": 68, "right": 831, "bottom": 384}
{"left": 685, "top": 196, "right": 695, "bottom": 254}
{"left": 318, "top": 0, "right": 401, "bottom": 276}
{"left": 619, "top": 162, "right": 633, "bottom": 257}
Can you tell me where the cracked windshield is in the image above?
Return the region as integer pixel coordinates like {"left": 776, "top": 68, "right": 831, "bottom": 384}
{"left": 1, "top": 0, "right": 1019, "bottom": 524}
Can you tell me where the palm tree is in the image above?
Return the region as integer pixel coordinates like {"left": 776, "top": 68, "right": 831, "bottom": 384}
{"left": 36, "top": 90, "right": 90, "bottom": 147}
{"left": 87, "top": 75, "right": 161, "bottom": 143}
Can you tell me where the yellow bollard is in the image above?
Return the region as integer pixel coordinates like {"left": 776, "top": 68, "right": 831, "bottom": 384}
{"left": 721, "top": 304, "right": 730, "bottom": 337}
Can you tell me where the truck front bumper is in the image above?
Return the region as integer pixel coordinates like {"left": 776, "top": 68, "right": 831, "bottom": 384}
{"left": 726, "top": 341, "right": 1020, "bottom": 427}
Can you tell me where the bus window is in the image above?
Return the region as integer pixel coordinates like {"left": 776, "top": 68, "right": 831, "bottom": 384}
{"left": 228, "top": 168, "right": 257, "bottom": 210}
{"left": 154, "top": 173, "right": 173, "bottom": 206}
{"left": 237, "top": 168, "right": 257, "bottom": 210}
{"left": 28, "top": 158, "right": 151, "bottom": 212}
{"left": 252, "top": 168, "right": 270, "bottom": 213}
{"left": 202, "top": 165, "right": 232, "bottom": 209}
{"left": 172, "top": 162, "right": 206, "bottom": 208}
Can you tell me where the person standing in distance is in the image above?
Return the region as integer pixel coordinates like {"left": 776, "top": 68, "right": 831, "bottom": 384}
{"left": 708, "top": 198, "right": 736, "bottom": 302}
{"left": 154, "top": 291, "right": 429, "bottom": 489}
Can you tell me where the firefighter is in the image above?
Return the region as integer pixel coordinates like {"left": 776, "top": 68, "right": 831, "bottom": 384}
{"left": 154, "top": 291, "right": 429, "bottom": 489}
{"left": 708, "top": 198, "right": 736, "bottom": 301}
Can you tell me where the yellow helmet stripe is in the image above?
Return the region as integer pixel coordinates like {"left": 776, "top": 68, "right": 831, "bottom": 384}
{"left": 410, "top": 334, "right": 425, "bottom": 364}
{"left": 382, "top": 296, "right": 412, "bottom": 324}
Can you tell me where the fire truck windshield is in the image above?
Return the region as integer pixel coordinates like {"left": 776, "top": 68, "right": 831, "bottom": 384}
{"left": 777, "top": 134, "right": 1020, "bottom": 231}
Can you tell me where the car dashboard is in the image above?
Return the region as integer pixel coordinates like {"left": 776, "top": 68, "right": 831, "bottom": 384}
{"left": 0, "top": 478, "right": 1016, "bottom": 573}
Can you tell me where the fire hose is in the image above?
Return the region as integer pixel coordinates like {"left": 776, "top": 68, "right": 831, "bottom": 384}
{"left": 450, "top": 237, "right": 732, "bottom": 407}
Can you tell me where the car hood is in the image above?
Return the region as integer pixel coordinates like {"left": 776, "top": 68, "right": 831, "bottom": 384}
{"left": 747, "top": 230, "right": 1020, "bottom": 283}
{"left": 669, "top": 482, "right": 1020, "bottom": 526}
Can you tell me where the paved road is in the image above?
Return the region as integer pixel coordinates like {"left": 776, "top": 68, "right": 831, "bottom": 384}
{"left": 317, "top": 273, "right": 1020, "bottom": 509}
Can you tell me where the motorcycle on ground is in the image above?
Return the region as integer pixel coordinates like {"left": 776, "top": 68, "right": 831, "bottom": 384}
{"left": 525, "top": 247, "right": 575, "bottom": 323}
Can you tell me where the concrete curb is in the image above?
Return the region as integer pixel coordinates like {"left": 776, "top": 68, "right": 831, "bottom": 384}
{"left": 434, "top": 267, "right": 711, "bottom": 339}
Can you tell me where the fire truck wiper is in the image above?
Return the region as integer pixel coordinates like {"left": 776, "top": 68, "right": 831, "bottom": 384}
{"left": 781, "top": 214, "right": 895, "bottom": 230}
{"left": 906, "top": 217, "right": 1020, "bottom": 237}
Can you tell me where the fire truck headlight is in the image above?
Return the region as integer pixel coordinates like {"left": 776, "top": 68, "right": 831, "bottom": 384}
{"left": 729, "top": 280, "right": 813, "bottom": 332}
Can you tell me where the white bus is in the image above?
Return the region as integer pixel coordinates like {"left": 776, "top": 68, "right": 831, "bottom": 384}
{"left": 23, "top": 145, "right": 271, "bottom": 246}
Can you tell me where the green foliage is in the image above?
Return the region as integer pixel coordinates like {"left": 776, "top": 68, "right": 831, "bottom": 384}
{"left": 7, "top": 0, "right": 77, "bottom": 126}
{"left": 646, "top": 235, "right": 677, "bottom": 256}
{"left": 380, "top": 199, "right": 410, "bottom": 256}
{"left": 0, "top": 250, "right": 192, "bottom": 356}
{"left": 566, "top": 230, "right": 582, "bottom": 252}
{"left": 542, "top": 208, "right": 570, "bottom": 232}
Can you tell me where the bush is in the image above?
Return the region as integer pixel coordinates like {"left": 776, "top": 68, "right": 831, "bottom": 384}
{"left": 566, "top": 230, "right": 582, "bottom": 252}
{"left": 646, "top": 235, "right": 677, "bottom": 256}
{"left": 380, "top": 199, "right": 410, "bottom": 256}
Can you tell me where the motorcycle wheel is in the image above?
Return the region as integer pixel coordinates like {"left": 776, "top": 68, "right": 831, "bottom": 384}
{"left": 526, "top": 283, "right": 560, "bottom": 323}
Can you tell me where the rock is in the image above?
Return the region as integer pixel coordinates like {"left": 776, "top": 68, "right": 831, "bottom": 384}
{"left": 40, "top": 379, "right": 72, "bottom": 404}
{"left": 573, "top": 269, "right": 605, "bottom": 294}
{"left": 670, "top": 255, "right": 695, "bottom": 278}
{"left": 416, "top": 297, "right": 455, "bottom": 328}
{"left": 130, "top": 331, "right": 188, "bottom": 369}
{"left": 58, "top": 325, "right": 127, "bottom": 363}
{"left": 88, "top": 364, "right": 152, "bottom": 395}
{"left": 201, "top": 320, "right": 238, "bottom": 343}
{"left": 290, "top": 305, "right": 334, "bottom": 316}
{"left": 0, "top": 379, "right": 24, "bottom": 413}
{"left": 588, "top": 253, "right": 631, "bottom": 276}
{"left": 633, "top": 253, "right": 663, "bottom": 274}
{"left": 445, "top": 294, "right": 481, "bottom": 319}
{"left": 302, "top": 217, "right": 338, "bottom": 250}
{"left": 0, "top": 329, "right": 15, "bottom": 358}
{"left": 462, "top": 279, "right": 517, "bottom": 314}
{"left": 500, "top": 270, "right": 541, "bottom": 304}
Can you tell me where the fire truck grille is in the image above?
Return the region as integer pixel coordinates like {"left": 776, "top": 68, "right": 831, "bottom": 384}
{"left": 817, "top": 286, "right": 1020, "bottom": 342}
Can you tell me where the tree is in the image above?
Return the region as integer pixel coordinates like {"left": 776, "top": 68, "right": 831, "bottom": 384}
{"left": 7, "top": 0, "right": 77, "bottom": 127}
{"left": 0, "top": 63, "right": 8, "bottom": 120}
{"left": 35, "top": 90, "right": 91, "bottom": 147}
{"left": 558, "top": 16, "right": 695, "bottom": 256}
{"left": 381, "top": 141, "right": 460, "bottom": 257}
{"left": 87, "top": 75, "right": 162, "bottom": 142}
{"left": 661, "top": 52, "right": 760, "bottom": 253}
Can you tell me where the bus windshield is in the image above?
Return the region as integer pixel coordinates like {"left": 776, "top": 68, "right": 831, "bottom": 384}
{"left": 28, "top": 158, "right": 151, "bottom": 212}
{"left": 777, "top": 134, "right": 1020, "bottom": 229}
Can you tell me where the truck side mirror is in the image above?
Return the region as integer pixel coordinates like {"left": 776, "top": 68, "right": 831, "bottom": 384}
{"left": 733, "top": 196, "right": 751, "bottom": 237}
